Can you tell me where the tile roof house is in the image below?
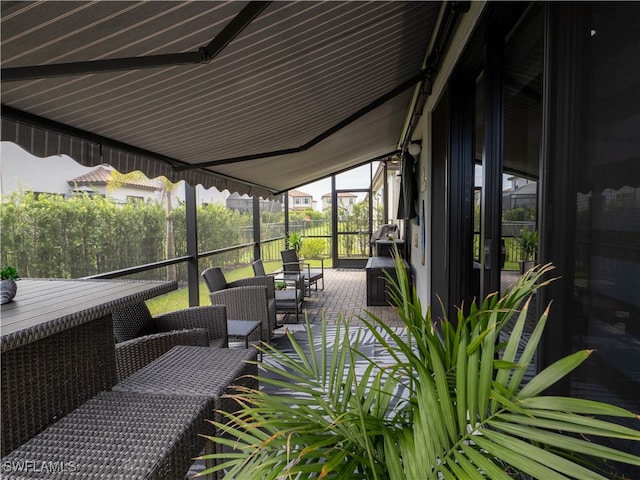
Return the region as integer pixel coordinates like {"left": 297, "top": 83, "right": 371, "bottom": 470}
{"left": 321, "top": 192, "right": 357, "bottom": 213}
{"left": 288, "top": 189, "right": 315, "bottom": 211}
{"left": 68, "top": 166, "right": 162, "bottom": 203}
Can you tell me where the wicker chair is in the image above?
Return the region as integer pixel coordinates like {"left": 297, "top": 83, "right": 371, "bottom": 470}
{"left": 281, "top": 248, "right": 325, "bottom": 296}
{"left": 202, "top": 267, "right": 275, "bottom": 342}
{"left": 112, "top": 303, "right": 228, "bottom": 381}
{"left": 252, "top": 259, "right": 304, "bottom": 323}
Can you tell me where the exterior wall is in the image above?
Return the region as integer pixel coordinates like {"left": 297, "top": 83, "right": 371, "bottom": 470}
{"left": 190, "top": 184, "right": 227, "bottom": 206}
{"left": 1, "top": 142, "right": 92, "bottom": 196}
{"left": 321, "top": 195, "right": 357, "bottom": 213}
{"left": 412, "top": 3, "right": 639, "bottom": 471}
{"left": 87, "top": 184, "right": 160, "bottom": 204}
{"left": 409, "top": 1, "right": 487, "bottom": 309}
{"left": 289, "top": 194, "right": 313, "bottom": 210}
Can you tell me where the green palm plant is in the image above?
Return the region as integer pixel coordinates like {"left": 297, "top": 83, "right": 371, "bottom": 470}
{"left": 200, "top": 258, "right": 640, "bottom": 479}
{"left": 288, "top": 231, "right": 303, "bottom": 252}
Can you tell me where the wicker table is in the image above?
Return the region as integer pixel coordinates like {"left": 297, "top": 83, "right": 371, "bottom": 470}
{"left": 0, "top": 278, "right": 177, "bottom": 456}
{"left": 1, "top": 391, "right": 210, "bottom": 479}
{"left": 227, "top": 319, "right": 262, "bottom": 348}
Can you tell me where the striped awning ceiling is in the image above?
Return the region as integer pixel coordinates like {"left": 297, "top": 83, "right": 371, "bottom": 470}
{"left": 1, "top": 1, "right": 441, "bottom": 198}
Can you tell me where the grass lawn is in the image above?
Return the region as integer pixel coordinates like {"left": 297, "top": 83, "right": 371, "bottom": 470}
{"left": 146, "top": 259, "right": 329, "bottom": 315}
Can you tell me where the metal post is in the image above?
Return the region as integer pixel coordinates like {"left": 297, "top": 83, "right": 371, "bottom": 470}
{"left": 284, "top": 192, "right": 290, "bottom": 248}
{"left": 253, "top": 195, "right": 261, "bottom": 261}
{"left": 185, "top": 183, "right": 199, "bottom": 307}
{"left": 331, "top": 176, "right": 338, "bottom": 266}
{"left": 383, "top": 161, "right": 389, "bottom": 224}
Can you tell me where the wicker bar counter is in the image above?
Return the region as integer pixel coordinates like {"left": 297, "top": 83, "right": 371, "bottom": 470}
{"left": 0, "top": 278, "right": 177, "bottom": 456}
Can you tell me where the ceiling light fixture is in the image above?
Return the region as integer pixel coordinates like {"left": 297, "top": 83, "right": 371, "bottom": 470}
{"left": 408, "top": 143, "right": 422, "bottom": 156}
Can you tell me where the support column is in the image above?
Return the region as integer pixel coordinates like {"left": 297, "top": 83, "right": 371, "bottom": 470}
{"left": 253, "top": 195, "right": 261, "bottom": 261}
{"left": 185, "top": 183, "right": 199, "bottom": 307}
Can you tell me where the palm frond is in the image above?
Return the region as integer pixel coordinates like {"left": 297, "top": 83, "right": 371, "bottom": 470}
{"left": 204, "top": 262, "right": 639, "bottom": 479}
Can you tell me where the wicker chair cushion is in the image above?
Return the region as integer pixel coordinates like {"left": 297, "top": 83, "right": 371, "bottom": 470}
{"left": 201, "top": 267, "right": 227, "bottom": 293}
{"left": 112, "top": 303, "right": 158, "bottom": 343}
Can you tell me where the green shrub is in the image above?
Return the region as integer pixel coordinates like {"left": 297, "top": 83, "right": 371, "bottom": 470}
{"left": 300, "top": 237, "right": 326, "bottom": 259}
{"left": 1, "top": 191, "right": 165, "bottom": 278}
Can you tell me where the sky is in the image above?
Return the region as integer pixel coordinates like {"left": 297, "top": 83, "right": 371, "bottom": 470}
{"left": 293, "top": 163, "right": 377, "bottom": 206}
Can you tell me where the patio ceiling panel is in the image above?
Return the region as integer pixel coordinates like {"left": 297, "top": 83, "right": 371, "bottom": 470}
{"left": 1, "top": 1, "right": 440, "bottom": 197}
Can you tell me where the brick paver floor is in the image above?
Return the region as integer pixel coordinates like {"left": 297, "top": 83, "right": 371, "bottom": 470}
{"left": 275, "top": 267, "right": 405, "bottom": 328}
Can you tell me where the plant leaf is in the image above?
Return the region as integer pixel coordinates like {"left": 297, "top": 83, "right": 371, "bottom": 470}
{"left": 519, "top": 350, "right": 592, "bottom": 398}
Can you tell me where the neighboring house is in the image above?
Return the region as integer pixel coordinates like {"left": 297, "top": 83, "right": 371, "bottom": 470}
{"left": 288, "top": 189, "right": 314, "bottom": 211}
{"left": 1, "top": 142, "right": 228, "bottom": 206}
{"left": 226, "top": 192, "right": 282, "bottom": 214}
{"left": 321, "top": 191, "right": 357, "bottom": 213}
{"left": 502, "top": 182, "right": 537, "bottom": 212}
{"left": 68, "top": 166, "right": 162, "bottom": 203}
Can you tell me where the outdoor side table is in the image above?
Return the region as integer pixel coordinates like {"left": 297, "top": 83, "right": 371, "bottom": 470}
{"left": 227, "top": 319, "right": 261, "bottom": 348}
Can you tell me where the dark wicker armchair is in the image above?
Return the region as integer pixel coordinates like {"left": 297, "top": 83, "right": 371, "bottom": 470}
{"left": 202, "top": 267, "right": 275, "bottom": 342}
{"left": 112, "top": 303, "right": 228, "bottom": 381}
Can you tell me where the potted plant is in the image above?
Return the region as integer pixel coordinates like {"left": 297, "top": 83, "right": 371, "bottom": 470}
{"left": 516, "top": 228, "right": 538, "bottom": 274}
{"left": 201, "top": 258, "right": 640, "bottom": 478}
{"left": 1, "top": 266, "right": 19, "bottom": 304}
{"left": 288, "top": 231, "right": 303, "bottom": 252}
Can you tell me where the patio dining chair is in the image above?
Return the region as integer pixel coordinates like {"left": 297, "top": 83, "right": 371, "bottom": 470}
{"left": 281, "top": 249, "right": 325, "bottom": 296}
{"left": 202, "top": 267, "right": 275, "bottom": 342}
{"left": 252, "top": 259, "right": 304, "bottom": 323}
{"left": 112, "top": 303, "right": 228, "bottom": 381}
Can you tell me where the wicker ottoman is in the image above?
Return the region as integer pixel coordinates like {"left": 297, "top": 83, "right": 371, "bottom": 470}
{"left": 113, "top": 345, "right": 258, "bottom": 478}
{"left": 113, "top": 346, "right": 258, "bottom": 423}
{"left": 0, "top": 391, "right": 210, "bottom": 479}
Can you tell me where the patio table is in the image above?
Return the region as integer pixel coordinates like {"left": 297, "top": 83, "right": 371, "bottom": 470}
{"left": 0, "top": 278, "right": 177, "bottom": 456}
{"left": 227, "top": 319, "right": 262, "bottom": 348}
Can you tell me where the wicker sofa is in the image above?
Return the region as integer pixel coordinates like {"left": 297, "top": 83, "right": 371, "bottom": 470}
{"left": 112, "top": 303, "right": 230, "bottom": 381}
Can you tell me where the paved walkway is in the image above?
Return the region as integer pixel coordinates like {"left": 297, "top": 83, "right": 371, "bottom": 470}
{"left": 275, "top": 267, "right": 406, "bottom": 329}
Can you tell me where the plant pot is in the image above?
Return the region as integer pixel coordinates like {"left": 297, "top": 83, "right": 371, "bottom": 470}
{"left": 1, "top": 279, "right": 17, "bottom": 304}
{"left": 519, "top": 260, "right": 536, "bottom": 275}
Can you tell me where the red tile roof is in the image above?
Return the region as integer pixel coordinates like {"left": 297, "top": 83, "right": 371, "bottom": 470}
{"left": 68, "top": 166, "right": 162, "bottom": 190}
{"left": 288, "top": 189, "right": 312, "bottom": 197}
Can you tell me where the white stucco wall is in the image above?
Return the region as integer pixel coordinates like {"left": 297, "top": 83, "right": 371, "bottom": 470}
{"left": 172, "top": 182, "right": 228, "bottom": 206}
{"left": 0, "top": 142, "right": 93, "bottom": 196}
